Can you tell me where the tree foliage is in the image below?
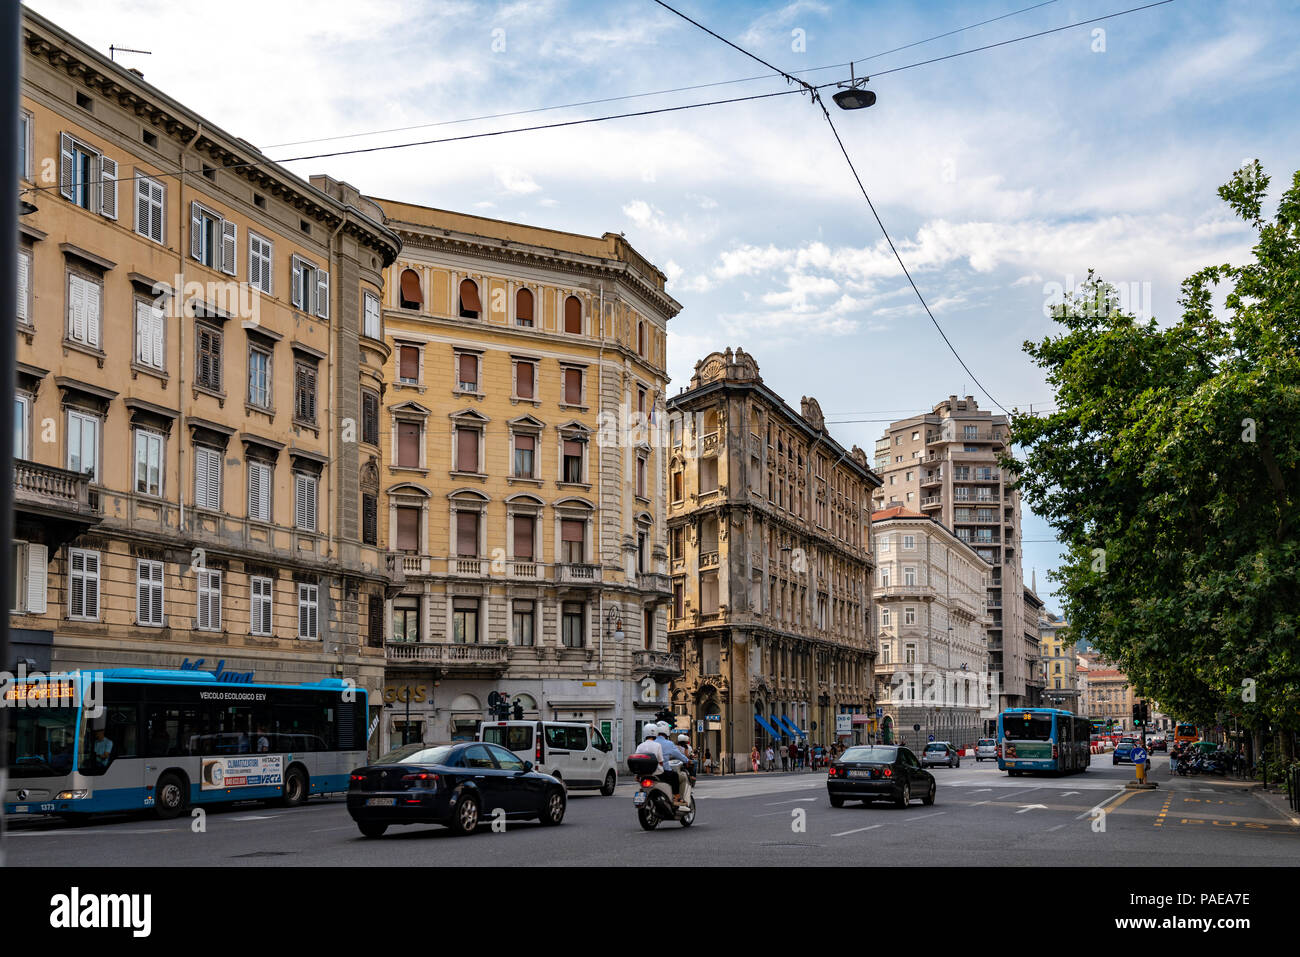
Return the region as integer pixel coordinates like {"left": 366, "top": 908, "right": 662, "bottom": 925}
{"left": 1007, "top": 162, "right": 1300, "bottom": 733}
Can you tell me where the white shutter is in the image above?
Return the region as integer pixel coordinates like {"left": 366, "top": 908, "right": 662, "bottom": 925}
{"left": 135, "top": 301, "right": 151, "bottom": 367}
{"left": 85, "top": 280, "right": 101, "bottom": 348}
{"left": 208, "top": 449, "right": 222, "bottom": 509}
{"left": 290, "top": 256, "right": 303, "bottom": 309}
{"left": 151, "top": 305, "right": 165, "bottom": 369}
{"left": 298, "top": 586, "right": 308, "bottom": 638}
{"left": 364, "top": 292, "right": 380, "bottom": 338}
{"left": 17, "top": 251, "right": 30, "bottom": 323}
{"left": 59, "top": 132, "right": 75, "bottom": 200}
{"left": 69, "top": 275, "right": 87, "bottom": 343}
{"left": 136, "top": 176, "right": 164, "bottom": 243}
{"left": 248, "top": 461, "right": 272, "bottom": 522}
{"left": 69, "top": 550, "right": 85, "bottom": 619}
{"left": 295, "top": 474, "right": 316, "bottom": 531}
{"left": 82, "top": 551, "right": 99, "bottom": 619}
{"left": 99, "top": 156, "right": 118, "bottom": 219}
{"left": 136, "top": 177, "right": 150, "bottom": 237}
{"left": 220, "top": 219, "right": 237, "bottom": 276}
{"left": 315, "top": 268, "right": 329, "bottom": 319}
{"left": 26, "top": 543, "right": 47, "bottom": 614}
{"left": 137, "top": 561, "right": 150, "bottom": 623}
{"left": 151, "top": 562, "right": 164, "bottom": 625}
{"left": 151, "top": 180, "right": 165, "bottom": 243}
{"left": 248, "top": 236, "right": 261, "bottom": 291}
{"left": 196, "top": 447, "right": 221, "bottom": 509}
{"left": 308, "top": 587, "right": 318, "bottom": 639}
{"left": 190, "top": 202, "right": 203, "bottom": 261}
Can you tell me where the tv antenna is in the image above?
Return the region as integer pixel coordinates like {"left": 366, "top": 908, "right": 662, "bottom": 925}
{"left": 109, "top": 45, "right": 152, "bottom": 62}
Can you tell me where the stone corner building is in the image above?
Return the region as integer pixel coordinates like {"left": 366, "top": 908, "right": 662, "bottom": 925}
{"left": 665, "top": 349, "right": 881, "bottom": 771}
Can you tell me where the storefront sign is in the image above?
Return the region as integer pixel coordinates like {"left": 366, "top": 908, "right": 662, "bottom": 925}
{"left": 200, "top": 755, "right": 283, "bottom": 790}
{"left": 180, "top": 658, "right": 255, "bottom": 684}
{"left": 836, "top": 714, "right": 853, "bottom": 733}
{"left": 384, "top": 685, "right": 429, "bottom": 704}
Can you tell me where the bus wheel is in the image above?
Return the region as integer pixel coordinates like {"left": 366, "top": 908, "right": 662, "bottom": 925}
{"left": 154, "top": 773, "right": 187, "bottom": 820}
{"left": 280, "top": 767, "right": 308, "bottom": 807}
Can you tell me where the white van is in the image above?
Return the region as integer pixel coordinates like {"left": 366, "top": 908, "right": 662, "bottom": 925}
{"left": 477, "top": 720, "right": 618, "bottom": 795}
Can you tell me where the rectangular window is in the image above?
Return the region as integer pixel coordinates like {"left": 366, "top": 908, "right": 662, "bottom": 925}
{"left": 294, "top": 362, "right": 317, "bottom": 424}
{"left": 392, "top": 598, "right": 419, "bottom": 643}
{"left": 457, "top": 352, "right": 478, "bottom": 392}
{"left": 452, "top": 598, "right": 479, "bottom": 644}
{"left": 903, "top": 535, "right": 915, "bottom": 549}
{"left": 368, "top": 594, "right": 385, "bottom": 648}
{"left": 17, "top": 248, "right": 32, "bottom": 325}
{"left": 194, "top": 446, "right": 222, "bottom": 510}
{"left": 513, "top": 434, "right": 535, "bottom": 478}
{"left": 248, "top": 233, "right": 273, "bottom": 294}
{"left": 513, "top": 514, "right": 535, "bottom": 561}
{"left": 134, "top": 429, "right": 164, "bottom": 497}
{"left": 197, "top": 569, "right": 221, "bottom": 631}
{"left": 672, "top": 581, "right": 683, "bottom": 620}
{"left": 248, "top": 346, "right": 272, "bottom": 407}
{"left": 903, "top": 567, "right": 916, "bottom": 587}
{"left": 19, "top": 111, "right": 32, "bottom": 181}
{"left": 59, "top": 133, "right": 115, "bottom": 217}
{"left": 362, "top": 391, "right": 380, "bottom": 445}
{"left": 298, "top": 582, "right": 319, "bottom": 640}
{"left": 362, "top": 493, "right": 378, "bottom": 546}
{"left": 14, "top": 395, "right": 30, "bottom": 459}
{"left": 134, "top": 298, "right": 165, "bottom": 371}
{"left": 636, "top": 456, "right": 647, "bottom": 498}
{"left": 294, "top": 473, "right": 318, "bottom": 532}
{"left": 562, "top": 439, "right": 583, "bottom": 483}
{"left": 879, "top": 567, "right": 891, "bottom": 588}
{"left": 398, "top": 345, "right": 420, "bottom": 384}
{"left": 67, "top": 272, "right": 102, "bottom": 349}
{"left": 904, "top": 607, "right": 916, "bottom": 625}
{"left": 456, "top": 511, "right": 479, "bottom": 558}
{"left": 67, "top": 410, "right": 99, "bottom": 481}
{"left": 189, "top": 202, "right": 235, "bottom": 274}
{"left": 363, "top": 291, "right": 381, "bottom": 339}
{"left": 395, "top": 505, "right": 420, "bottom": 552}
{"left": 396, "top": 420, "right": 421, "bottom": 469}
{"left": 68, "top": 548, "right": 100, "bottom": 621}
{"left": 561, "top": 518, "right": 585, "bottom": 564}
{"left": 562, "top": 368, "right": 583, "bottom": 405}
{"left": 250, "top": 576, "right": 273, "bottom": 636}
{"left": 247, "top": 460, "right": 272, "bottom": 522}
{"left": 137, "top": 559, "right": 164, "bottom": 626}
{"left": 515, "top": 361, "right": 535, "bottom": 399}
{"left": 290, "top": 254, "right": 328, "bottom": 319}
{"left": 880, "top": 607, "right": 891, "bottom": 627}
{"left": 455, "top": 428, "right": 480, "bottom": 474}
{"left": 195, "top": 324, "right": 222, "bottom": 392}
{"left": 135, "top": 174, "right": 165, "bottom": 244}
{"left": 561, "top": 602, "right": 584, "bottom": 648}
{"left": 513, "top": 601, "right": 535, "bottom": 646}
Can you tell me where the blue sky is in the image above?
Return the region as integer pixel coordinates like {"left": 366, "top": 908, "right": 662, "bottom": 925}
{"left": 30, "top": 0, "right": 1300, "bottom": 609}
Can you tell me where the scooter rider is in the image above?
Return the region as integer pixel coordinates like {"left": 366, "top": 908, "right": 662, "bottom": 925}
{"left": 655, "top": 723, "right": 693, "bottom": 806}
{"left": 637, "top": 724, "right": 665, "bottom": 769}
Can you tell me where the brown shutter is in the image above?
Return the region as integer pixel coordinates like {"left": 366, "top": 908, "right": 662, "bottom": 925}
{"left": 456, "top": 428, "right": 478, "bottom": 472}
{"left": 400, "top": 269, "right": 422, "bottom": 307}
{"left": 457, "top": 511, "right": 479, "bottom": 556}
{"left": 514, "top": 433, "right": 535, "bottom": 453}
{"left": 564, "top": 295, "right": 582, "bottom": 334}
{"left": 564, "top": 368, "right": 582, "bottom": 404}
{"left": 397, "top": 421, "right": 420, "bottom": 467}
{"left": 458, "top": 353, "right": 477, "bottom": 388}
{"left": 399, "top": 345, "right": 418, "bottom": 380}
{"left": 513, "top": 515, "right": 534, "bottom": 560}
{"left": 516, "top": 288, "right": 534, "bottom": 323}
{"left": 563, "top": 439, "right": 582, "bottom": 459}
{"left": 459, "top": 279, "right": 481, "bottom": 314}
{"left": 561, "top": 518, "right": 584, "bottom": 543}
{"left": 396, "top": 506, "right": 419, "bottom": 551}
{"left": 515, "top": 362, "right": 533, "bottom": 398}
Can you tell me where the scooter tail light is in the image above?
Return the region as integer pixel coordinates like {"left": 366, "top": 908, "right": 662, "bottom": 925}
{"left": 641, "top": 778, "right": 655, "bottom": 788}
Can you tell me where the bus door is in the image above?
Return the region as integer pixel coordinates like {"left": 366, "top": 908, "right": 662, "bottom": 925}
{"left": 80, "top": 694, "right": 145, "bottom": 806}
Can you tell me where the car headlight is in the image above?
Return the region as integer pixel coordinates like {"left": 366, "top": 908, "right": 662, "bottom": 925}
{"left": 56, "top": 790, "right": 90, "bottom": 800}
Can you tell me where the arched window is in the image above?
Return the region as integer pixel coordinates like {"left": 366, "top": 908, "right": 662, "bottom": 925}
{"left": 564, "top": 295, "right": 582, "bottom": 334}
{"left": 516, "top": 287, "right": 534, "bottom": 327}
{"left": 637, "top": 321, "right": 645, "bottom": 356}
{"left": 399, "top": 268, "right": 422, "bottom": 310}
{"left": 459, "top": 279, "right": 481, "bottom": 319}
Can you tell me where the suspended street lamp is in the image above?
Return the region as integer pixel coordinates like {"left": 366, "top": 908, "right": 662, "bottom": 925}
{"left": 832, "top": 62, "right": 876, "bottom": 111}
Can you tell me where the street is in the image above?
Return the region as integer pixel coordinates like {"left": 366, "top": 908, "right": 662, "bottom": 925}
{"left": 7, "top": 757, "right": 1297, "bottom": 867}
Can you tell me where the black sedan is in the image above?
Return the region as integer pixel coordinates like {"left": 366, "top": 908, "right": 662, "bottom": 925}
{"left": 347, "top": 741, "right": 566, "bottom": 838}
{"left": 827, "top": 745, "right": 936, "bottom": 808}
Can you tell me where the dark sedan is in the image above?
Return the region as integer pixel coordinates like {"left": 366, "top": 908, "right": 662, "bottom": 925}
{"left": 347, "top": 741, "right": 566, "bottom": 838}
{"left": 826, "top": 745, "right": 936, "bottom": 808}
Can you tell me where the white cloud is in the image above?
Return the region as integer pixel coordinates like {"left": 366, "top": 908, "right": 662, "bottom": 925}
{"left": 496, "top": 167, "right": 541, "bottom": 195}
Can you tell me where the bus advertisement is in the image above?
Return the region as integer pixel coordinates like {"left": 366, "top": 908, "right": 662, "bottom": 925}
{"left": 997, "top": 708, "right": 1092, "bottom": 775}
{"left": 3, "top": 668, "right": 368, "bottom": 820}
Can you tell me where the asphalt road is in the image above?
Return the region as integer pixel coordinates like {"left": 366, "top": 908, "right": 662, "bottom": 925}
{"left": 5, "top": 756, "right": 1298, "bottom": 866}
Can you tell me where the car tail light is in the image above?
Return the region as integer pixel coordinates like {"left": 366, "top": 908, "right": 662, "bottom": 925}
{"left": 401, "top": 772, "right": 438, "bottom": 788}
{"left": 827, "top": 766, "right": 837, "bottom": 778}
{"left": 883, "top": 768, "right": 892, "bottom": 777}
{"left": 349, "top": 773, "right": 366, "bottom": 783}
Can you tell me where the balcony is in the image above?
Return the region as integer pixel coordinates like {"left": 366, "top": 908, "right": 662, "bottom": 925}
{"left": 383, "top": 552, "right": 408, "bottom": 598}
{"left": 920, "top": 471, "right": 943, "bottom": 488}
{"left": 507, "top": 561, "right": 542, "bottom": 580}
{"left": 699, "top": 550, "right": 720, "bottom": 569}
{"left": 632, "top": 650, "right": 683, "bottom": 680}
{"left": 12, "top": 459, "right": 102, "bottom": 550}
{"left": 920, "top": 496, "right": 942, "bottom": 510}
{"left": 701, "top": 431, "right": 720, "bottom": 453}
{"left": 401, "top": 555, "right": 431, "bottom": 576}
{"left": 556, "top": 563, "right": 603, "bottom": 585}
{"left": 385, "top": 642, "right": 509, "bottom": 673}
{"left": 986, "top": 598, "right": 1003, "bottom": 609}
{"left": 638, "top": 572, "right": 672, "bottom": 598}
{"left": 449, "top": 557, "right": 486, "bottom": 577}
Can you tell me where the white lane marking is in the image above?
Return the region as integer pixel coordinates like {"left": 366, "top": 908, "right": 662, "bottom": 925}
{"left": 1048, "top": 824, "right": 1068, "bottom": 832}
{"left": 1075, "top": 788, "right": 1128, "bottom": 819}
{"left": 902, "top": 811, "right": 946, "bottom": 823}
{"left": 999, "top": 787, "right": 1043, "bottom": 799}
{"left": 971, "top": 801, "right": 991, "bottom": 806}
{"left": 831, "top": 823, "right": 884, "bottom": 837}
{"left": 764, "top": 797, "right": 819, "bottom": 805}
{"left": 1061, "top": 791, "right": 1081, "bottom": 797}
{"left": 1016, "top": 804, "right": 1048, "bottom": 814}
{"left": 969, "top": 789, "right": 993, "bottom": 793}
{"left": 230, "top": 815, "right": 278, "bottom": 821}
{"left": 309, "top": 825, "right": 357, "bottom": 833}
{"left": 5, "top": 828, "right": 176, "bottom": 837}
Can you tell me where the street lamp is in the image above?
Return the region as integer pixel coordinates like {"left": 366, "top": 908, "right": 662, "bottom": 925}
{"left": 832, "top": 63, "right": 876, "bottom": 111}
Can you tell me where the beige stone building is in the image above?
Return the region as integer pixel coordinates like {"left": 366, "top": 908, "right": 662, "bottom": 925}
{"left": 871, "top": 507, "right": 992, "bottom": 749}
{"left": 364, "top": 198, "right": 679, "bottom": 761}
{"left": 666, "top": 349, "right": 881, "bottom": 770}
{"left": 1080, "top": 654, "right": 1134, "bottom": 732}
{"left": 872, "top": 396, "right": 1032, "bottom": 709}
{"left": 12, "top": 10, "right": 401, "bottom": 720}
{"left": 1039, "top": 611, "right": 1080, "bottom": 709}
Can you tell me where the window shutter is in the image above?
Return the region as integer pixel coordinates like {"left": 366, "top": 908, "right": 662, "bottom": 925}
{"left": 17, "top": 252, "right": 30, "bottom": 323}
{"left": 456, "top": 511, "right": 479, "bottom": 557}
{"left": 397, "top": 421, "right": 420, "bottom": 468}
{"left": 83, "top": 552, "right": 99, "bottom": 619}
{"left": 207, "top": 448, "right": 222, "bottom": 509}
{"left": 220, "top": 219, "right": 237, "bottom": 275}
{"left": 458, "top": 353, "right": 476, "bottom": 388}
{"left": 290, "top": 256, "right": 303, "bottom": 309}
{"left": 26, "top": 543, "right": 47, "bottom": 614}
{"left": 564, "top": 295, "right": 582, "bottom": 334}
{"left": 69, "top": 276, "right": 86, "bottom": 343}
{"left": 459, "top": 278, "right": 481, "bottom": 315}
{"left": 70, "top": 551, "right": 85, "bottom": 619}
{"left": 151, "top": 562, "right": 164, "bottom": 625}
{"left": 248, "top": 462, "right": 263, "bottom": 520}
{"left": 315, "top": 268, "right": 329, "bottom": 319}
{"left": 363, "top": 494, "right": 378, "bottom": 545}
{"left": 396, "top": 506, "right": 419, "bottom": 552}
{"left": 515, "top": 362, "right": 533, "bottom": 398}
{"left": 364, "top": 292, "right": 380, "bottom": 337}
{"left": 564, "top": 368, "right": 582, "bottom": 404}
{"left": 295, "top": 474, "right": 316, "bottom": 531}
{"left": 561, "top": 518, "right": 584, "bottom": 544}
{"left": 400, "top": 269, "right": 422, "bottom": 308}
{"left": 99, "top": 156, "right": 118, "bottom": 219}
{"left": 59, "top": 132, "right": 75, "bottom": 200}
{"left": 248, "top": 237, "right": 262, "bottom": 290}
{"left": 513, "top": 515, "right": 534, "bottom": 560}
{"left": 194, "top": 449, "right": 208, "bottom": 508}
{"left": 309, "top": 589, "right": 318, "bottom": 639}
{"left": 563, "top": 438, "right": 583, "bottom": 459}
{"left": 136, "top": 176, "right": 150, "bottom": 237}
{"left": 151, "top": 306, "right": 165, "bottom": 367}
{"left": 514, "top": 433, "right": 535, "bottom": 453}
{"left": 85, "top": 280, "right": 101, "bottom": 348}
{"left": 456, "top": 428, "right": 478, "bottom": 473}
{"left": 149, "top": 179, "right": 165, "bottom": 242}
{"left": 190, "top": 202, "right": 203, "bottom": 260}
{"left": 298, "top": 586, "right": 308, "bottom": 638}
{"left": 516, "top": 287, "right": 534, "bottom": 324}
{"left": 137, "top": 562, "right": 150, "bottom": 623}
{"left": 399, "top": 346, "right": 419, "bottom": 381}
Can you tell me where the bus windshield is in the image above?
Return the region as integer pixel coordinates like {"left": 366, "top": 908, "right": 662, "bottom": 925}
{"left": 1003, "top": 714, "right": 1053, "bottom": 741}
{"left": 6, "top": 706, "right": 79, "bottom": 778}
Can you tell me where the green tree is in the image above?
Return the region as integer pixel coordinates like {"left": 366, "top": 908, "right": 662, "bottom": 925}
{"left": 1007, "top": 163, "right": 1299, "bottom": 752}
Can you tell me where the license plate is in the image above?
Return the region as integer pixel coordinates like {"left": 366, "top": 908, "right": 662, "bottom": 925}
{"left": 366, "top": 798, "right": 395, "bottom": 807}
{"left": 849, "top": 769, "right": 871, "bottom": 778}
{"left": 633, "top": 791, "right": 646, "bottom": 807}
{"left": 13, "top": 805, "right": 28, "bottom": 813}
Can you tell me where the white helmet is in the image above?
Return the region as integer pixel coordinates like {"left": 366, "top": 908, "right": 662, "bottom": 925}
{"left": 643, "top": 725, "right": 658, "bottom": 738}
{"left": 657, "top": 723, "right": 671, "bottom": 736}
{"left": 677, "top": 735, "right": 689, "bottom": 743}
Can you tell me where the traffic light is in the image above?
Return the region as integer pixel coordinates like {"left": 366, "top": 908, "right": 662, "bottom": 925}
{"left": 1132, "top": 702, "right": 1142, "bottom": 727}
{"left": 1142, "top": 701, "right": 1151, "bottom": 725}
{"left": 513, "top": 701, "right": 524, "bottom": 720}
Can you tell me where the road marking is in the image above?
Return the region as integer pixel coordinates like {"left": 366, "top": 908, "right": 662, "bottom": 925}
{"left": 1016, "top": 804, "right": 1048, "bottom": 814}
{"left": 1075, "top": 787, "right": 1132, "bottom": 820}
{"left": 1048, "top": 824, "right": 1068, "bottom": 832}
{"left": 5, "top": 828, "right": 176, "bottom": 837}
{"left": 968, "top": 788, "right": 993, "bottom": 794}
{"left": 1155, "top": 792, "right": 1173, "bottom": 828}
{"left": 971, "top": 801, "right": 990, "bottom": 806}
{"left": 764, "top": 797, "right": 819, "bottom": 805}
{"left": 902, "top": 811, "right": 946, "bottom": 824}
{"left": 230, "top": 815, "right": 278, "bottom": 821}
{"left": 831, "top": 824, "right": 884, "bottom": 837}
{"left": 309, "top": 825, "right": 357, "bottom": 833}
{"left": 1061, "top": 791, "right": 1081, "bottom": 797}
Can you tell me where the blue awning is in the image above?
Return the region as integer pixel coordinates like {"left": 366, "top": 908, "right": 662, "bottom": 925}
{"left": 782, "top": 715, "right": 806, "bottom": 737}
{"left": 754, "top": 714, "right": 783, "bottom": 740}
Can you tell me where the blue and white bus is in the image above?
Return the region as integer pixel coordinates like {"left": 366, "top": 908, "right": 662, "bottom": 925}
{"left": 997, "top": 708, "right": 1092, "bottom": 775}
{"left": 4, "top": 668, "right": 368, "bottom": 819}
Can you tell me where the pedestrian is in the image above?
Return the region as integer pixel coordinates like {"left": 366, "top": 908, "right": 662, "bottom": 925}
{"left": 765, "top": 744, "right": 775, "bottom": 772}
{"left": 704, "top": 749, "right": 714, "bottom": 775}
{"left": 751, "top": 745, "right": 760, "bottom": 774}
{"left": 788, "top": 741, "right": 798, "bottom": 773}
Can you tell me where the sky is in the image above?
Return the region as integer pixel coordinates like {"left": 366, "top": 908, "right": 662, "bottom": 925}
{"left": 27, "top": 0, "right": 1300, "bottom": 611}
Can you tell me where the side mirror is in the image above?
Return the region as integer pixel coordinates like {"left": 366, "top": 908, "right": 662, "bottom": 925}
{"left": 521, "top": 761, "right": 533, "bottom": 774}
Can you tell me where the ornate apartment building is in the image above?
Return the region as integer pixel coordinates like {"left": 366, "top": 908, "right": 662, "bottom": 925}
{"left": 365, "top": 198, "right": 679, "bottom": 760}
{"left": 1039, "top": 611, "right": 1079, "bottom": 708}
{"left": 871, "top": 506, "right": 992, "bottom": 749}
{"left": 11, "top": 11, "right": 402, "bottom": 714}
{"left": 872, "top": 395, "right": 1035, "bottom": 709}
{"left": 665, "top": 349, "right": 881, "bottom": 770}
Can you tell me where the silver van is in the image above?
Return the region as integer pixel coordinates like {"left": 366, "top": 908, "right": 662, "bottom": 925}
{"left": 477, "top": 720, "right": 617, "bottom": 795}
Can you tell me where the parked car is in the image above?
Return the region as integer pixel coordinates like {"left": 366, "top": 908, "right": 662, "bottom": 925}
{"left": 975, "top": 738, "right": 998, "bottom": 762}
{"left": 1149, "top": 734, "right": 1168, "bottom": 752}
{"left": 477, "top": 720, "right": 617, "bottom": 794}
{"left": 826, "top": 745, "right": 935, "bottom": 808}
{"left": 347, "top": 741, "right": 566, "bottom": 838}
{"left": 921, "top": 741, "right": 961, "bottom": 768}
{"left": 1113, "top": 741, "right": 1137, "bottom": 765}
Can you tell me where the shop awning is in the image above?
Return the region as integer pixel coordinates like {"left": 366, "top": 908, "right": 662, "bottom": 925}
{"left": 782, "top": 715, "right": 806, "bottom": 737}
{"left": 754, "top": 714, "right": 783, "bottom": 740}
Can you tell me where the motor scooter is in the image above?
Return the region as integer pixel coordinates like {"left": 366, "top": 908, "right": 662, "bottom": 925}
{"left": 627, "top": 753, "right": 696, "bottom": 830}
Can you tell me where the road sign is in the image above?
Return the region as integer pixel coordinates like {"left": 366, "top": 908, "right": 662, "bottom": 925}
{"left": 1132, "top": 747, "right": 1148, "bottom": 764}
{"left": 697, "top": 721, "right": 704, "bottom": 733}
{"left": 928, "top": 734, "right": 935, "bottom": 742}
{"left": 876, "top": 707, "right": 883, "bottom": 718}
{"left": 913, "top": 724, "right": 921, "bottom": 732}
